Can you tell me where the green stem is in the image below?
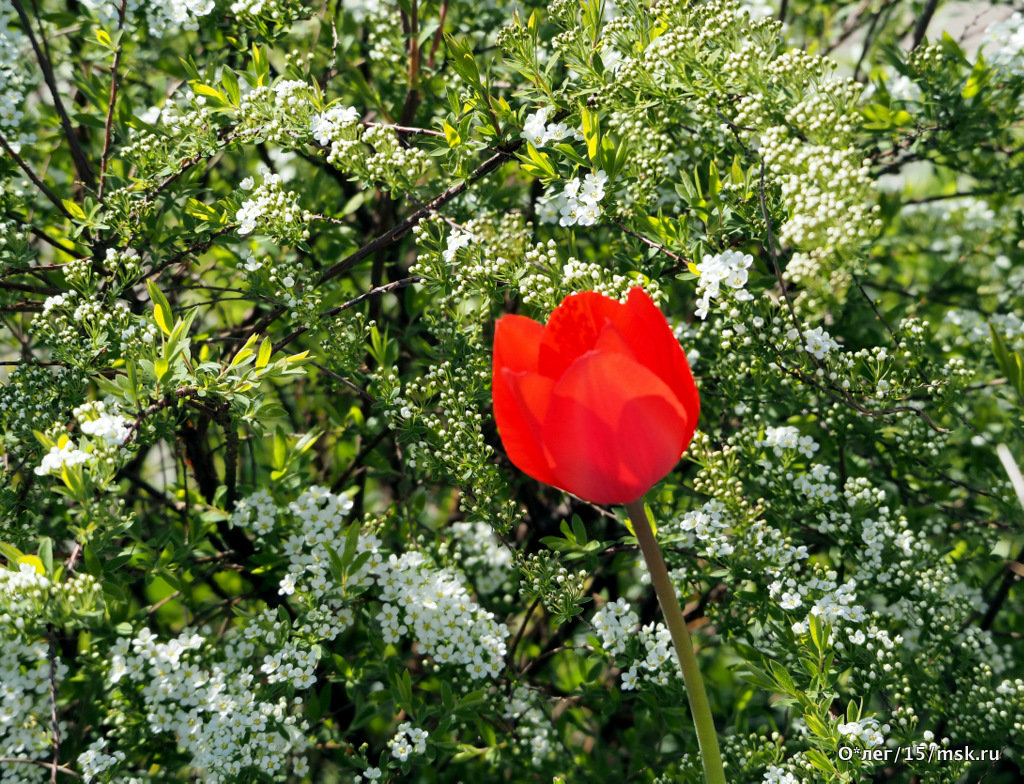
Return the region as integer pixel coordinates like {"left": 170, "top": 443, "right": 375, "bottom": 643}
{"left": 625, "top": 499, "right": 726, "bottom": 784}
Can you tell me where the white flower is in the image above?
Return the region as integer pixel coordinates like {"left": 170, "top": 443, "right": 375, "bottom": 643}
{"left": 79, "top": 411, "right": 132, "bottom": 446}
{"left": 278, "top": 573, "right": 297, "bottom": 596}
{"left": 694, "top": 250, "right": 754, "bottom": 319}
{"left": 522, "top": 108, "right": 552, "bottom": 146}
{"left": 35, "top": 442, "right": 91, "bottom": 476}
{"left": 239, "top": 176, "right": 254, "bottom": 191}
{"left": 575, "top": 200, "right": 602, "bottom": 226}
{"left": 579, "top": 170, "right": 608, "bottom": 202}
{"left": 803, "top": 326, "right": 839, "bottom": 360}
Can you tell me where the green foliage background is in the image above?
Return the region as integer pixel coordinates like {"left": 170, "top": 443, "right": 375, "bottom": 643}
{"left": 1, "top": 0, "right": 1023, "bottom": 781}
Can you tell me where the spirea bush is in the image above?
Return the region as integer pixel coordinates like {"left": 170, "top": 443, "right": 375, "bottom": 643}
{"left": 1, "top": 0, "right": 1023, "bottom": 781}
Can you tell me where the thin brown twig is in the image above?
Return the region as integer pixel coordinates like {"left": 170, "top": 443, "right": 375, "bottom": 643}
{"left": 0, "top": 131, "right": 77, "bottom": 221}
{"left": 0, "top": 759, "right": 81, "bottom": 780}
{"left": 12, "top": 0, "right": 95, "bottom": 188}
{"left": 428, "top": 0, "right": 449, "bottom": 69}
{"left": 98, "top": 0, "right": 129, "bottom": 202}
{"left": 318, "top": 143, "right": 520, "bottom": 286}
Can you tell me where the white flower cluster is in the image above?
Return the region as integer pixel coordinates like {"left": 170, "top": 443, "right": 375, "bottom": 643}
{"left": 741, "top": 520, "right": 810, "bottom": 570}
{"left": 694, "top": 250, "right": 754, "bottom": 319}
{"left": 448, "top": 521, "right": 514, "bottom": 595}
{"left": 0, "top": 633, "right": 68, "bottom": 774}
{"left": 387, "top": 721, "right": 429, "bottom": 762}
{"left": 521, "top": 107, "right": 572, "bottom": 146}
{"left": 235, "top": 172, "right": 309, "bottom": 237}
{"left": 76, "top": 401, "right": 132, "bottom": 446}
{"left": 373, "top": 550, "right": 507, "bottom": 679}
{"left": 35, "top": 440, "right": 91, "bottom": 476}
{"left": 275, "top": 487, "right": 358, "bottom": 639}
{"left": 77, "top": 0, "right": 214, "bottom": 35}
{"left": 504, "top": 685, "right": 555, "bottom": 766}
{"left": 34, "top": 401, "right": 133, "bottom": 478}
{"left": 809, "top": 578, "right": 866, "bottom": 625}
{"left": 798, "top": 325, "right": 840, "bottom": 360}
{"left": 230, "top": 488, "right": 278, "bottom": 535}
{"left": 354, "top": 766, "right": 383, "bottom": 783}
{"left": 308, "top": 104, "right": 361, "bottom": 146}
{"left": 946, "top": 308, "right": 1024, "bottom": 351}
{"left": 0, "top": 7, "right": 37, "bottom": 151}
{"left": 231, "top": 487, "right": 507, "bottom": 680}
{"left": 592, "top": 597, "right": 638, "bottom": 656}
{"left": 517, "top": 240, "right": 659, "bottom": 309}
{"left": 837, "top": 716, "right": 887, "bottom": 748}
{"left": 590, "top": 598, "right": 678, "bottom": 689}
{"left": 536, "top": 170, "right": 608, "bottom": 227}
{"left": 670, "top": 499, "right": 736, "bottom": 558}
{"left": 763, "top": 765, "right": 801, "bottom": 784}
{"left": 107, "top": 628, "right": 307, "bottom": 782}
{"left": 760, "top": 126, "right": 879, "bottom": 288}
{"left": 981, "top": 12, "right": 1024, "bottom": 77}
{"left": 757, "top": 426, "right": 819, "bottom": 459}
{"left": 327, "top": 124, "right": 431, "bottom": 191}
{"left": 230, "top": 0, "right": 296, "bottom": 21}
{"left": 78, "top": 738, "right": 127, "bottom": 783}
{"left": 0, "top": 563, "right": 100, "bottom": 621}
{"left": 792, "top": 463, "right": 840, "bottom": 504}
{"left": 620, "top": 622, "right": 675, "bottom": 689}
{"left": 259, "top": 641, "right": 318, "bottom": 689}
{"left": 443, "top": 228, "right": 475, "bottom": 264}
{"left": 779, "top": 567, "right": 870, "bottom": 631}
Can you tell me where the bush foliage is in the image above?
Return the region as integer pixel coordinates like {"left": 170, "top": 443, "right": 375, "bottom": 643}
{"left": 1, "top": 0, "right": 1023, "bottom": 781}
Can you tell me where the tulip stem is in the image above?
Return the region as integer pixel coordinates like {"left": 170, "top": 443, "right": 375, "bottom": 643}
{"left": 625, "top": 500, "right": 726, "bottom": 784}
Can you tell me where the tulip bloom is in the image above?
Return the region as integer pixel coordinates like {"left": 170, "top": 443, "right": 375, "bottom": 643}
{"left": 492, "top": 287, "right": 699, "bottom": 504}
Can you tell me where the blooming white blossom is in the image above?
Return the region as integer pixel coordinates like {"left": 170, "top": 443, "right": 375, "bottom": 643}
{"left": 76, "top": 402, "right": 132, "bottom": 446}
{"left": 763, "top": 765, "right": 801, "bottom": 784}
{"left": 758, "top": 426, "right": 819, "bottom": 458}
{"left": 443, "top": 229, "right": 474, "bottom": 264}
{"left": 981, "top": 12, "right": 1024, "bottom": 77}
{"left": 837, "top": 716, "right": 887, "bottom": 748}
{"left": 34, "top": 442, "right": 91, "bottom": 476}
{"left": 538, "top": 170, "right": 609, "bottom": 227}
{"left": 388, "top": 721, "right": 428, "bottom": 762}
{"left": 522, "top": 107, "right": 571, "bottom": 146}
{"left": 694, "top": 250, "right": 754, "bottom": 319}
{"left": 309, "top": 104, "right": 360, "bottom": 146}
{"left": 801, "top": 325, "right": 840, "bottom": 360}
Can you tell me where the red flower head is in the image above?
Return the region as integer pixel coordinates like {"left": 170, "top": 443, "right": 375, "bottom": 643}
{"left": 492, "top": 287, "right": 700, "bottom": 505}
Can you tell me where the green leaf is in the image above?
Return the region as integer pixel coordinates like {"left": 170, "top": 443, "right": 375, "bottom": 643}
{"left": 769, "top": 660, "right": 796, "bottom": 694}
{"left": 256, "top": 337, "right": 272, "bottom": 369}
{"left": 147, "top": 280, "right": 173, "bottom": 336}
{"left": 805, "top": 749, "right": 835, "bottom": 775}
{"left": 221, "top": 68, "right": 240, "bottom": 105}
{"left": 154, "top": 357, "right": 169, "bottom": 384}
{"left": 803, "top": 713, "right": 831, "bottom": 739}
{"left": 582, "top": 107, "right": 600, "bottom": 162}
{"left": 445, "top": 34, "right": 481, "bottom": 85}
{"left": 191, "top": 82, "right": 229, "bottom": 105}
{"left": 62, "top": 199, "right": 86, "bottom": 220}
{"left": 442, "top": 119, "right": 461, "bottom": 147}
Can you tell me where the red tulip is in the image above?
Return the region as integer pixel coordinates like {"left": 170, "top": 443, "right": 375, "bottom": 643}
{"left": 492, "top": 287, "right": 700, "bottom": 505}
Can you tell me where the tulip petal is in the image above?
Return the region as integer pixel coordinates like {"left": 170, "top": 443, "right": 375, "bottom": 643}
{"left": 613, "top": 288, "right": 700, "bottom": 446}
{"left": 542, "top": 350, "right": 691, "bottom": 504}
{"left": 494, "top": 314, "right": 544, "bottom": 373}
{"left": 495, "top": 368, "right": 557, "bottom": 485}
{"left": 537, "top": 291, "right": 623, "bottom": 379}
{"left": 492, "top": 315, "right": 558, "bottom": 486}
